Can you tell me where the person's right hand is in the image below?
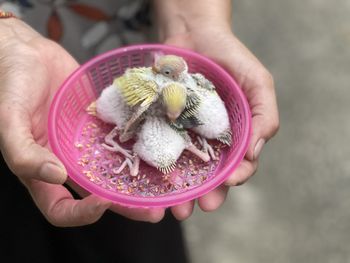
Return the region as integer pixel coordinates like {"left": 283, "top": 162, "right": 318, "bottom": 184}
{"left": 0, "top": 19, "right": 165, "bottom": 226}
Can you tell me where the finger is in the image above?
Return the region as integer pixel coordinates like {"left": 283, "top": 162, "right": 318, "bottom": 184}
{"left": 198, "top": 185, "right": 229, "bottom": 212}
{"left": 24, "top": 180, "right": 111, "bottom": 227}
{"left": 207, "top": 37, "right": 279, "bottom": 161}
{"left": 242, "top": 70, "right": 279, "bottom": 161}
{"left": 109, "top": 205, "right": 165, "bottom": 223}
{"left": 65, "top": 179, "right": 166, "bottom": 223}
{"left": 225, "top": 158, "right": 258, "bottom": 186}
{"left": 170, "top": 200, "right": 195, "bottom": 221}
{"left": 0, "top": 103, "right": 67, "bottom": 184}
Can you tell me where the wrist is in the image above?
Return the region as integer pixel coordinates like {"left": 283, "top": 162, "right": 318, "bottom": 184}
{"left": 162, "top": 16, "right": 232, "bottom": 41}
{"left": 153, "top": 0, "right": 232, "bottom": 42}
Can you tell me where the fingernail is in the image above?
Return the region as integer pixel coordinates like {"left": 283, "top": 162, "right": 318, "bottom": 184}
{"left": 253, "top": 139, "right": 265, "bottom": 160}
{"left": 40, "top": 162, "right": 67, "bottom": 182}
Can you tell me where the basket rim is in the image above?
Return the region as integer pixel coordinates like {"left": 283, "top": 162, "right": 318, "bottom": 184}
{"left": 48, "top": 43, "right": 252, "bottom": 207}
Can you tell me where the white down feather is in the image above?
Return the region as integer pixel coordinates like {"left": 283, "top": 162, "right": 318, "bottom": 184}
{"left": 192, "top": 90, "right": 230, "bottom": 139}
{"left": 95, "top": 84, "right": 132, "bottom": 129}
{"left": 133, "top": 117, "right": 187, "bottom": 169}
{"left": 181, "top": 74, "right": 230, "bottom": 139}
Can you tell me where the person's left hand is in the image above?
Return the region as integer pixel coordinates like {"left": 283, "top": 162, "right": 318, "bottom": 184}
{"left": 164, "top": 26, "right": 279, "bottom": 220}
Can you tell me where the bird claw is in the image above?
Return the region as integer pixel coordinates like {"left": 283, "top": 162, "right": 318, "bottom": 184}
{"left": 103, "top": 128, "right": 140, "bottom": 176}
{"left": 103, "top": 127, "right": 133, "bottom": 159}
{"left": 111, "top": 155, "right": 140, "bottom": 176}
{"left": 102, "top": 142, "right": 133, "bottom": 159}
{"left": 130, "top": 155, "right": 140, "bottom": 176}
{"left": 185, "top": 144, "right": 210, "bottom": 162}
{"left": 115, "top": 156, "right": 140, "bottom": 176}
{"left": 197, "top": 136, "right": 204, "bottom": 146}
{"left": 105, "top": 127, "right": 119, "bottom": 141}
{"left": 113, "top": 158, "right": 133, "bottom": 174}
{"left": 197, "top": 136, "right": 218, "bottom": 161}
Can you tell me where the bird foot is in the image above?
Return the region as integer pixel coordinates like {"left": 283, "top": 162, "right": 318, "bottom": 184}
{"left": 197, "top": 136, "right": 218, "bottom": 161}
{"left": 130, "top": 155, "right": 140, "bottom": 176}
{"left": 113, "top": 155, "right": 140, "bottom": 176}
{"left": 103, "top": 127, "right": 133, "bottom": 159}
{"left": 185, "top": 144, "right": 210, "bottom": 162}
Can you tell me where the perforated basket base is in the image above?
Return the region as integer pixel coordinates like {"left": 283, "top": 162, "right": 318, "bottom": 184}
{"left": 75, "top": 114, "right": 226, "bottom": 197}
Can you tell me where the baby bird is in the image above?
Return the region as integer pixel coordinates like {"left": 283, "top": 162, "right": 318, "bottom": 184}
{"left": 152, "top": 54, "right": 188, "bottom": 81}
{"left": 133, "top": 116, "right": 209, "bottom": 174}
{"left": 154, "top": 56, "right": 232, "bottom": 160}
{"left": 187, "top": 73, "right": 232, "bottom": 160}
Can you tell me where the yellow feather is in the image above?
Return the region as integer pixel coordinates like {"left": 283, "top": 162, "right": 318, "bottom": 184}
{"left": 162, "top": 83, "right": 187, "bottom": 112}
{"left": 114, "top": 72, "right": 159, "bottom": 107}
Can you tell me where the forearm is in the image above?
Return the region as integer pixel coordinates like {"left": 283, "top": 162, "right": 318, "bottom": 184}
{"left": 153, "top": 0, "right": 232, "bottom": 40}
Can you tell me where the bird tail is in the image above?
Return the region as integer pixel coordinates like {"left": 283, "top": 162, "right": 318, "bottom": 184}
{"left": 217, "top": 130, "right": 232, "bottom": 146}
{"left": 158, "top": 161, "right": 176, "bottom": 174}
{"left": 86, "top": 101, "right": 97, "bottom": 116}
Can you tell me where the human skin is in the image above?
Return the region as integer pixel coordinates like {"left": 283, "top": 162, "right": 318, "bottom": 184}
{"left": 153, "top": 0, "right": 279, "bottom": 220}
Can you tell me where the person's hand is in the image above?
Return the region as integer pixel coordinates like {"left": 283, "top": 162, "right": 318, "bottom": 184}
{"left": 0, "top": 19, "right": 164, "bottom": 226}
{"left": 163, "top": 25, "right": 279, "bottom": 220}
{"left": 153, "top": 0, "right": 279, "bottom": 219}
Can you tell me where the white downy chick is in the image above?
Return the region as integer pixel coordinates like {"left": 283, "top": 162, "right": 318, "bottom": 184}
{"left": 189, "top": 73, "right": 232, "bottom": 145}
{"left": 173, "top": 73, "right": 232, "bottom": 160}
{"left": 95, "top": 83, "right": 132, "bottom": 128}
{"left": 133, "top": 116, "right": 187, "bottom": 173}
{"left": 133, "top": 116, "right": 210, "bottom": 174}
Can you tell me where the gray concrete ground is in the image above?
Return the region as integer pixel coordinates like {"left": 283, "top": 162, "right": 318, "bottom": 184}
{"left": 183, "top": 1, "right": 350, "bottom": 263}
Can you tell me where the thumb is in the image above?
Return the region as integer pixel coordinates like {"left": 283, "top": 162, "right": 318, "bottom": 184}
{"left": 214, "top": 38, "right": 279, "bottom": 161}
{"left": 0, "top": 104, "right": 67, "bottom": 184}
{"left": 242, "top": 70, "right": 279, "bottom": 161}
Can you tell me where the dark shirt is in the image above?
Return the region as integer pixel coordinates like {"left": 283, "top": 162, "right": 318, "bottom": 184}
{"left": 0, "top": 154, "right": 188, "bottom": 263}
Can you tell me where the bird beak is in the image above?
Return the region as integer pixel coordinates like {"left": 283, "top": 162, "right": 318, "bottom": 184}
{"left": 152, "top": 65, "right": 159, "bottom": 73}
{"left": 167, "top": 112, "right": 180, "bottom": 122}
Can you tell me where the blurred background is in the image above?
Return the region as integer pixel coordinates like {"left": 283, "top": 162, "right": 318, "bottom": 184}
{"left": 185, "top": 1, "right": 350, "bottom": 262}
{"left": 2, "top": 0, "right": 349, "bottom": 262}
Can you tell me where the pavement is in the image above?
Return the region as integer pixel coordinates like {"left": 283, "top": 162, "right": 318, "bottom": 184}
{"left": 183, "top": 1, "right": 350, "bottom": 262}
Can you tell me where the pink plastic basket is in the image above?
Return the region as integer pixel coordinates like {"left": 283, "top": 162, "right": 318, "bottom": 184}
{"left": 48, "top": 44, "right": 251, "bottom": 208}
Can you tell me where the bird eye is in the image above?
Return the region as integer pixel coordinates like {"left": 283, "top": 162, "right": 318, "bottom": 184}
{"left": 164, "top": 70, "right": 170, "bottom": 75}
